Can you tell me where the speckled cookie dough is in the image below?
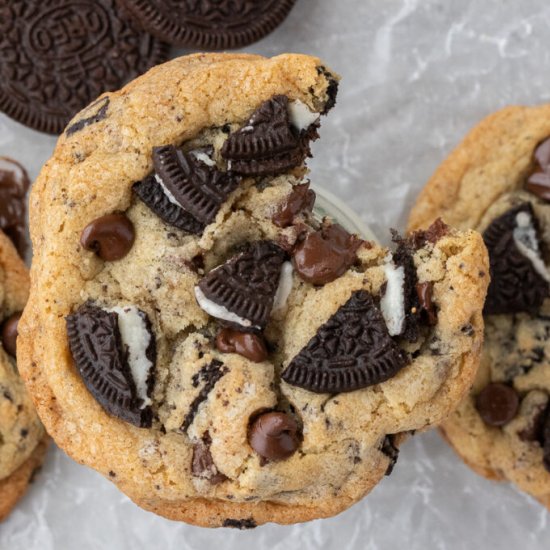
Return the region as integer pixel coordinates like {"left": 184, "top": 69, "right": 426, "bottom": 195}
{"left": 20, "top": 53, "right": 488, "bottom": 527}
{"left": 0, "top": 230, "right": 46, "bottom": 521}
{"left": 409, "top": 105, "right": 550, "bottom": 510}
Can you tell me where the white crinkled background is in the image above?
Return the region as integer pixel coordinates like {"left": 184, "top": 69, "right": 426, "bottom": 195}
{"left": 2, "top": 0, "right": 550, "bottom": 547}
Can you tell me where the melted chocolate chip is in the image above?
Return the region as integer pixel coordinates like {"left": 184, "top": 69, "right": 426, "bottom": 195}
{"left": 282, "top": 290, "right": 409, "bottom": 394}
{"left": 526, "top": 137, "right": 550, "bottom": 201}
{"left": 272, "top": 183, "right": 316, "bottom": 227}
{"left": 0, "top": 157, "right": 31, "bottom": 257}
{"left": 409, "top": 218, "right": 450, "bottom": 249}
{"left": 248, "top": 411, "right": 300, "bottom": 461}
{"left": 416, "top": 282, "right": 437, "bottom": 326}
{"left": 192, "top": 433, "right": 227, "bottom": 484}
{"left": 216, "top": 328, "right": 268, "bottom": 362}
{"left": 80, "top": 213, "right": 135, "bottom": 261}
{"left": 1, "top": 312, "right": 21, "bottom": 357}
{"left": 292, "top": 224, "right": 362, "bottom": 285}
{"left": 475, "top": 383, "right": 520, "bottom": 427}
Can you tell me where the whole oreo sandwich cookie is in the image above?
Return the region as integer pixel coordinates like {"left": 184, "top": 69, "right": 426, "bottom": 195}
{"left": 409, "top": 105, "right": 550, "bottom": 510}
{"left": 0, "top": 230, "right": 47, "bottom": 521}
{"left": 0, "top": 0, "right": 169, "bottom": 134}
{"left": 19, "top": 53, "right": 489, "bottom": 527}
{"left": 118, "top": 0, "right": 296, "bottom": 49}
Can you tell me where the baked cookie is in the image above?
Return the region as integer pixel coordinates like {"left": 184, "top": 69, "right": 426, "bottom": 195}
{"left": 409, "top": 105, "right": 550, "bottom": 510}
{"left": 0, "top": 230, "right": 46, "bottom": 521}
{"left": 20, "top": 53, "right": 488, "bottom": 527}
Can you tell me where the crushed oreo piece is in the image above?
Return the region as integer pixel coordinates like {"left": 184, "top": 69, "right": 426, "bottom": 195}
{"left": 543, "top": 407, "right": 550, "bottom": 472}
{"left": 133, "top": 174, "right": 205, "bottom": 234}
{"left": 222, "top": 518, "right": 257, "bottom": 530}
{"left": 153, "top": 145, "right": 238, "bottom": 226}
{"left": 192, "top": 432, "right": 228, "bottom": 484}
{"left": 221, "top": 95, "right": 319, "bottom": 176}
{"left": 380, "top": 435, "right": 399, "bottom": 476}
{"left": 181, "top": 360, "right": 229, "bottom": 432}
{"left": 526, "top": 137, "right": 550, "bottom": 201}
{"left": 66, "top": 303, "right": 155, "bottom": 428}
{"left": 316, "top": 66, "right": 340, "bottom": 113}
{"left": 196, "top": 241, "right": 287, "bottom": 331}
{"left": 483, "top": 203, "right": 549, "bottom": 315}
{"left": 282, "top": 290, "right": 409, "bottom": 394}
{"left": 272, "top": 183, "right": 316, "bottom": 227}
{"left": 66, "top": 97, "right": 110, "bottom": 136}
{"left": 518, "top": 401, "right": 549, "bottom": 443}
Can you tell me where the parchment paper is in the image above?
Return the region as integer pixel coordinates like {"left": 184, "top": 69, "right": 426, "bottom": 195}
{"left": 2, "top": 0, "right": 550, "bottom": 548}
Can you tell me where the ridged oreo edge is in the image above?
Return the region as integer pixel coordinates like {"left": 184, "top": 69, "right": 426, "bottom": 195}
{"left": 282, "top": 290, "right": 409, "bottom": 394}
{"left": 66, "top": 303, "right": 153, "bottom": 428}
{"left": 153, "top": 146, "right": 239, "bottom": 225}
{"left": 198, "top": 241, "right": 287, "bottom": 330}
{"left": 133, "top": 174, "right": 205, "bottom": 235}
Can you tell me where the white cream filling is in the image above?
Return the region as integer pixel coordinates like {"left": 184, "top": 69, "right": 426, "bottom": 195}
{"left": 107, "top": 306, "right": 153, "bottom": 408}
{"left": 513, "top": 211, "right": 550, "bottom": 283}
{"left": 288, "top": 100, "right": 320, "bottom": 131}
{"left": 194, "top": 287, "right": 259, "bottom": 330}
{"left": 155, "top": 174, "right": 182, "bottom": 208}
{"left": 272, "top": 262, "right": 294, "bottom": 312}
{"left": 380, "top": 256, "right": 406, "bottom": 336}
{"left": 192, "top": 150, "right": 216, "bottom": 167}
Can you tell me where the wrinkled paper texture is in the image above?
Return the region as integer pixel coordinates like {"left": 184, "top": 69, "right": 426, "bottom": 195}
{"left": 2, "top": 0, "right": 550, "bottom": 547}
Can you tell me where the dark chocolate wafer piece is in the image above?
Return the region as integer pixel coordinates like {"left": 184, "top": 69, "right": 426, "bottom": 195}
{"left": 0, "top": 0, "right": 169, "bottom": 134}
{"left": 282, "top": 290, "right": 409, "bottom": 394}
{"left": 221, "top": 95, "right": 319, "bottom": 176}
{"left": 153, "top": 146, "right": 239, "bottom": 226}
{"left": 66, "top": 303, "right": 155, "bottom": 428}
{"left": 483, "top": 203, "right": 549, "bottom": 315}
{"left": 196, "top": 241, "right": 287, "bottom": 331}
{"left": 133, "top": 174, "right": 205, "bottom": 235}
{"left": 119, "top": 0, "right": 296, "bottom": 49}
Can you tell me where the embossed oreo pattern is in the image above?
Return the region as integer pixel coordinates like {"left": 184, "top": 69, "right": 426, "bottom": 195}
{"left": 120, "top": 0, "right": 296, "bottom": 49}
{"left": 0, "top": 0, "right": 169, "bottom": 134}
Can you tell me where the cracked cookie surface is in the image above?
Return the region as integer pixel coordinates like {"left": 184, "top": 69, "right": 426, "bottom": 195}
{"left": 0, "top": 230, "right": 46, "bottom": 521}
{"left": 409, "top": 105, "right": 550, "bottom": 510}
{"left": 20, "top": 53, "right": 488, "bottom": 527}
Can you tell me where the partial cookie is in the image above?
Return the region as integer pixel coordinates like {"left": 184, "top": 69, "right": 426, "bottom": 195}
{"left": 0, "top": 230, "right": 46, "bottom": 520}
{"left": 119, "top": 0, "right": 296, "bottom": 49}
{"left": 409, "top": 105, "right": 550, "bottom": 510}
{"left": 20, "top": 53, "right": 488, "bottom": 527}
{"left": 0, "top": 0, "right": 169, "bottom": 134}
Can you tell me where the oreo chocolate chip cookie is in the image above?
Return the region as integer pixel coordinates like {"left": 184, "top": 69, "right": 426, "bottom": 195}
{"left": 119, "top": 0, "right": 297, "bottom": 49}
{"left": 21, "top": 53, "right": 490, "bottom": 527}
{"left": 0, "top": 0, "right": 169, "bottom": 134}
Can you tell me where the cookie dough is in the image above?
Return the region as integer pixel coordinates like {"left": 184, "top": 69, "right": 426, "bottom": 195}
{"left": 20, "top": 53, "right": 488, "bottom": 527}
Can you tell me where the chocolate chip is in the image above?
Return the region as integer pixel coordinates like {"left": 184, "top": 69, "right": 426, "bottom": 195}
{"left": 416, "top": 282, "right": 437, "bottom": 326}
{"left": 518, "top": 402, "right": 549, "bottom": 443}
{"left": 272, "top": 183, "right": 316, "bottom": 227}
{"left": 483, "top": 203, "right": 548, "bottom": 315}
{"left": 409, "top": 218, "right": 450, "bottom": 249}
{"left": 222, "top": 518, "right": 257, "bottom": 530}
{"left": 1, "top": 312, "right": 21, "bottom": 358}
{"left": 0, "top": 157, "right": 31, "bottom": 257}
{"left": 197, "top": 241, "right": 287, "bottom": 331}
{"left": 133, "top": 175, "right": 205, "bottom": 235}
{"left": 292, "top": 224, "right": 362, "bottom": 285}
{"left": 221, "top": 95, "right": 318, "bottom": 176}
{"left": 181, "top": 361, "right": 229, "bottom": 432}
{"left": 80, "top": 213, "right": 135, "bottom": 261}
{"left": 66, "top": 303, "right": 155, "bottom": 428}
{"left": 192, "top": 433, "right": 228, "bottom": 484}
{"left": 216, "top": 328, "right": 268, "bottom": 362}
{"left": 248, "top": 411, "right": 300, "bottom": 461}
{"left": 526, "top": 137, "right": 550, "bottom": 201}
{"left": 153, "top": 146, "right": 239, "bottom": 226}
{"left": 475, "top": 383, "right": 520, "bottom": 427}
{"left": 282, "top": 290, "right": 409, "bottom": 394}
{"left": 380, "top": 435, "right": 399, "bottom": 476}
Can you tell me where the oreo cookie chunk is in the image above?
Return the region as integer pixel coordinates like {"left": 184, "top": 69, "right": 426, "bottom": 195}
{"left": 0, "top": 0, "right": 169, "bottom": 134}
{"left": 221, "top": 95, "right": 320, "bottom": 176}
{"left": 282, "top": 290, "right": 409, "bottom": 394}
{"left": 483, "top": 203, "right": 549, "bottom": 315}
{"left": 66, "top": 303, "right": 156, "bottom": 428}
{"left": 119, "top": 0, "right": 296, "bottom": 49}
{"left": 0, "top": 157, "right": 31, "bottom": 257}
{"left": 134, "top": 146, "right": 238, "bottom": 234}
{"left": 195, "top": 241, "right": 287, "bottom": 332}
